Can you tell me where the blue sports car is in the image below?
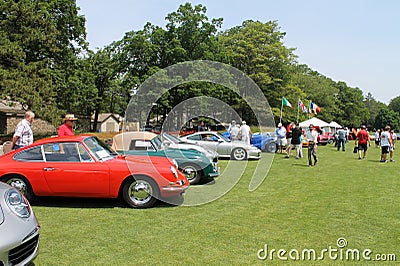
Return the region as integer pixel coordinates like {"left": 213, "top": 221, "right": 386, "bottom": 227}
{"left": 222, "top": 131, "right": 277, "bottom": 153}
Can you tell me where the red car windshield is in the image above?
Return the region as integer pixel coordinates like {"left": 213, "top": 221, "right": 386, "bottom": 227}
{"left": 83, "top": 137, "right": 117, "bottom": 161}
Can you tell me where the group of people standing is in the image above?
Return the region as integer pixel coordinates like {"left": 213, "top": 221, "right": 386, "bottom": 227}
{"left": 375, "top": 126, "right": 396, "bottom": 163}
{"left": 276, "top": 122, "right": 318, "bottom": 166}
{"left": 348, "top": 125, "right": 395, "bottom": 163}
{"left": 11, "top": 112, "right": 78, "bottom": 150}
{"left": 227, "top": 120, "right": 252, "bottom": 144}
{"left": 276, "top": 121, "right": 397, "bottom": 166}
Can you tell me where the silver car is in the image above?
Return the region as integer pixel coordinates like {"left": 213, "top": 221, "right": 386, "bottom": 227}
{"left": 161, "top": 133, "right": 219, "bottom": 161}
{"left": 180, "top": 131, "right": 261, "bottom": 160}
{"left": 0, "top": 182, "right": 40, "bottom": 266}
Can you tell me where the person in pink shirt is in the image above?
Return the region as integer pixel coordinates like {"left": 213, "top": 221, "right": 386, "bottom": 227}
{"left": 58, "top": 114, "right": 77, "bottom": 136}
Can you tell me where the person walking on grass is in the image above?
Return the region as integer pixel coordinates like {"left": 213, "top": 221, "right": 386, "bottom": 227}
{"left": 286, "top": 123, "right": 302, "bottom": 159}
{"left": 275, "top": 123, "right": 287, "bottom": 154}
{"left": 337, "top": 127, "right": 346, "bottom": 151}
{"left": 305, "top": 124, "right": 318, "bottom": 166}
{"left": 389, "top": 129, "right": 396, "bottom": 162}
{"left": 285, "top": 122, "right": 295, "bottom": 158}
{"left": 356, "top": 125, "right": 370, "bottom": 159}
{"left": 380, "top": 126, "right": 392, "bottom": 163}
{"left": 374, "top": 129, "right": 381, "bottom": 148}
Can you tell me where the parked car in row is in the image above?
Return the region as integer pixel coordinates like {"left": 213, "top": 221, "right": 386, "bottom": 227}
{"left": 111, "top": 132, "right": 219, "bottom": 185}
{"left": 180, "top": 131, "right": 261, "bottom": 160}
{"left": 160, "top": 132, "right": 219, "bottom": 163}
{"left": 0, "top": 135, "right": 188, "bottom": 208}
{"left": 222, "top": 131, "right": 277, "bottom": 153}
{"left": 301, "top": 126, "right": 329, "bottom": 146}
{"left": 0, "top": 181, "right": 40, "bottom": 266}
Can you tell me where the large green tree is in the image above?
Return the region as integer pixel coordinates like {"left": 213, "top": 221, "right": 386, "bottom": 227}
{"left": 364, "top": 92, "right": 387, "bottom": 128}
{"left": 374, "top": 107, "right": 400, "bottom": 131}
{"left": 0, "top": 0, "right": 86, "bottom": 124}
{"left": 388, "top": 95, "right": 400, "bottom": 115}
{"left": 335, "top": 82, "right": 369, "bottom": 127}
{"left": 219, "top": 20, "right": 296, "bottom": 105}
{"left": 165, "top": 3, "right": 222, "bottom": 61}
{"left": 109, "top": 3, "right": 224, "bottom": 125}
{"left": 287, "top": 64, "right": 340, "bottom": 124}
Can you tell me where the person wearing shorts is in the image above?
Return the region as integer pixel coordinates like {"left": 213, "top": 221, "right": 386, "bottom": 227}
{"left": 380, "top": 126, "right": 392, "bottom": 163}
{"left": 275, "top": 123, "right": 287, "bottom": 154}
{"left": 374, "top": 129, "right": 380, "bottom": 147}
{"left": 356, "top": 125, "right": 369, "bottom": 159}
{"left": 287, "top": 124, "right": 302, "bottom": 159}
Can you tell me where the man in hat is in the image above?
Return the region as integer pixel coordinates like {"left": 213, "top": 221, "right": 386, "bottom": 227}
{"left": 58, "top": 114, "right": 78, "bottom": 136}
{"left": 305, "top": 124, "right": 318, "bottom": 166}
{"left": 228, "top": 120, "right": 239, "bottom": 140}
{"left": 239, "top": 120, "right": 251, "bottom": 144}
{"left": 275, "top": 122, "right": 287, "bottom": 153}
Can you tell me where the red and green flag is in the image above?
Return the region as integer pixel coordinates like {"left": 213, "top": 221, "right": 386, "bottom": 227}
{"left": 282, "top": 97, "right": 292, "bottom": 108}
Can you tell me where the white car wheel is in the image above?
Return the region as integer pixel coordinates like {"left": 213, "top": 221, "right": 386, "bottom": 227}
{"left": 231, "top": 148, "right": 247, "bottom": 161}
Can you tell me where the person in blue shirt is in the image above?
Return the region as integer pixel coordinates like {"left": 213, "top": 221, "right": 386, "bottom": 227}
{"left": 275, "top": 123, "right": 287, "bottom": 154}
{"left": 337, "top": 127, "right": 347, "bottom": 151}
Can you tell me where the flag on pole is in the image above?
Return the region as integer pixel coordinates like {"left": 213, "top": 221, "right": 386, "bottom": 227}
{"left": 310, "top": 101, "right": 321, "bottom": 114}
{"left": 282, "top": 97, "right": 292, "bottom": 108}
{"left": 298, "top": 98, "right": 307, "bottom": 113}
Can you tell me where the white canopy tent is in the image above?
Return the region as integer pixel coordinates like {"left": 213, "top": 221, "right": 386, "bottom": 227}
{"left": 299, "top": 117, "right": 329, "bottom": 128}
{"left": 328, "top": 121, "right": 342, "bottom": 128}
{"left": 326, "top": 121, "right": 342, "bottom": 133}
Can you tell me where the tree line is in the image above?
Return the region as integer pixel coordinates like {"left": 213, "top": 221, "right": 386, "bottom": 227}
{"left": 1, "top": 1, "right": 399, "bottom": 131}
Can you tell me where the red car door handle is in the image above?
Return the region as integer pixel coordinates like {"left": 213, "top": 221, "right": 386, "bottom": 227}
{"left": 43, "top": 167, "right": 56, "bottom": 171}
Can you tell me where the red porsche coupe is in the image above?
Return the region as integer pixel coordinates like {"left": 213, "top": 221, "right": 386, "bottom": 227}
{"left": 0, "top": 135, "right": 189, "bottom": 208}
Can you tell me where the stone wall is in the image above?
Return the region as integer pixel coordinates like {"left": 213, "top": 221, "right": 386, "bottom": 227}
{"left": 6, "top": 117, "right": 56, "bottom": 135}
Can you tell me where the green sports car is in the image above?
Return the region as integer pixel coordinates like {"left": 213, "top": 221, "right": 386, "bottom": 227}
{"left": 112, "top": 132, "right": 219, "bottom": 185}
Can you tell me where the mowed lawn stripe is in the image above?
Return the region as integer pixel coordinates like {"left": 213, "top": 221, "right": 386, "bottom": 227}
{"left": 33, "top": 142, "right": 400, "bottom": 265}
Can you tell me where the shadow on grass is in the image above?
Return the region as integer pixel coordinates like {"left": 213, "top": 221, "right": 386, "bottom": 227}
{"left": 32, "top": 196, "right": 181, "bottom": 209}
{"left": 291, "top": 163, "right": 313, "bottom": 167}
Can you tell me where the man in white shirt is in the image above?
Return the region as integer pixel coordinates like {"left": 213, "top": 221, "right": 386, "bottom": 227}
{"left": 275, "top": 123, "right": 287, "bottom": 153}
{"left": 305, "top": 124, "right": 318, "bottom": 166}
{"left": 380, "top": 126, "right": 392, "bottom": 163}
{"left": 239, "top": 121, "right": 251, "bottom": 144}
{"left": 228, "top": 120, "right": 240, "bottom": 140}
{"left": 11, "top": 111, "right": 35, "bottom": 150}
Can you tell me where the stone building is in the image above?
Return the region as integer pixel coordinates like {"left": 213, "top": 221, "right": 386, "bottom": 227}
{"left": 0, "top": 100, "right": 56, "bottom": 136}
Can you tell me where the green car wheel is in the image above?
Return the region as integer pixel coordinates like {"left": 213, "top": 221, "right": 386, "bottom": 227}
{"left": 180, "top": 164, "right": 201, "bottom": 185}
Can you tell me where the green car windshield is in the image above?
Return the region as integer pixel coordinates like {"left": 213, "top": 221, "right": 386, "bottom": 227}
{"left": 152, "top": 136, "right": 164, "bottom": 150}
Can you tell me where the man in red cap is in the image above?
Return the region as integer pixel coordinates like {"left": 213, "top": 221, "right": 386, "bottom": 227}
{"left": 58, "top": 114, "right": 78, "bottom": 136}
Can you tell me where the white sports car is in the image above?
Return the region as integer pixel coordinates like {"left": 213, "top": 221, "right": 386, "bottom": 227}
{"left": 161, "top": 132, "right": 219, "bottom": 161}
{"left": 180, "top": 131, "right": 261, "bottom": 160}
{"left": 0, "top": 181, "right": 40, "bottom": 265}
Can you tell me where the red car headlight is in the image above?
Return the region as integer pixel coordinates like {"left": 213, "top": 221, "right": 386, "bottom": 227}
{"left": 170, "top": 166, "right": 178, "bottom": 179}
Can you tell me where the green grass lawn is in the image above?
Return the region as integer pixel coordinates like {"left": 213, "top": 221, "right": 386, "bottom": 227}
{"left": 32, "top": 142, "right": 399, "bottom": 265}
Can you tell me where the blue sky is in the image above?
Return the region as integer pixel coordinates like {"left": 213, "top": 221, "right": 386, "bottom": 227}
{"left": 76, "top": 0, "right": 400, "bottom": 104}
